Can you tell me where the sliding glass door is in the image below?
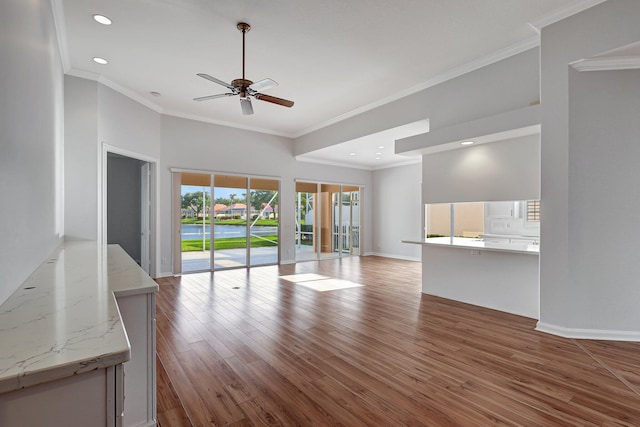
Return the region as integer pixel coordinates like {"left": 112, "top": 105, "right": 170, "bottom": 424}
{"left": 249, "top": 178, "right": 279, "bottom": 266}
{"left": 295, "top": 181, "right": 362, "bottom": 261}
{"left": 173, "top": 171, "right": 280, "bottom": 273}
{"left": 213, "top": 175, "right": 248, "bottom": 269}
{"left": 180, "top": 172, "right": 212, "bottom": 273}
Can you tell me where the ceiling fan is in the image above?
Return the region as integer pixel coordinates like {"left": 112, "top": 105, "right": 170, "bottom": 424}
{"left": 194, "top": 22, "right": 294, "bottom": 115}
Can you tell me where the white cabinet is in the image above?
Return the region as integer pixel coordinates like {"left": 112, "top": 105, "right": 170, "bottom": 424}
{"left": 485, "top": 201, "right": 516, "bottom": 218}
{"left": 0, "top": 243, "right": 157, "bottom": 427}
{"left": 0, "top": 365, "right": 124, "bottom": 427}
{"left": 116, "top": 292, "right": 157, "bottom": 427}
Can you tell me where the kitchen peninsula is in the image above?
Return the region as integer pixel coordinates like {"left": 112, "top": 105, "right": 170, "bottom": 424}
{"left": 0, "top": 241, "right": 157, "bottom": 426}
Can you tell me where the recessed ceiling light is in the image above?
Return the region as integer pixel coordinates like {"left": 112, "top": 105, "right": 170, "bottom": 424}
{"left": 349, "top": 152, "right": 357, "bottom": 156}
{"left": 375, "top": 152, "right": 382, "bottom": 155}
{"left": 92, "top": 57, "right": 108, "bottom": 65}
{"left": 377, "top": 145, "right": 385, "bottom": 149}
{"left": 375, "top": 157, "right": 381, "bottom": 160}
{"left": 92, "top": 14, "right": 112, "bottom": 25}
{"left": 461, "top": 141, "right": 475, "bottom": 146}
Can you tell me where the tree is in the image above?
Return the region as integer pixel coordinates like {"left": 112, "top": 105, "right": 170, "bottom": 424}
{"left": 182, "top": 191, "right": 209, "bottom": 219}
{"left": 250, "top": 190, "right": 277, "bottom": 214}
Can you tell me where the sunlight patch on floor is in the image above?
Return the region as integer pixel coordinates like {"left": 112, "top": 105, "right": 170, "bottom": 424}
{"left": 280, "top": 274, "right": 362, "bottom": 291}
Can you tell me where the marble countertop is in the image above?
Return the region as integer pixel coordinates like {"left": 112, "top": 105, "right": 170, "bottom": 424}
{"left": 402, "top": 237, "right": 540, "bottom": 255}
{"left": 0, "top": 241, "right": 158, "bottom": 394}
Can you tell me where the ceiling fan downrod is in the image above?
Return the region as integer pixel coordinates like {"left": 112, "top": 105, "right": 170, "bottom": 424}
{"left": 237, "top": 22, "right": 250, "bottom": 82}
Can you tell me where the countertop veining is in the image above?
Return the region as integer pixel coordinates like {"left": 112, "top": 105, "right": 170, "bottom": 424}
{"left": 0, "top": 241, "right": 158, "bottom": 394}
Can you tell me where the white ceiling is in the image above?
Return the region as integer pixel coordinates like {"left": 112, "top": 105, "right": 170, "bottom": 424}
{"left": 55, "top": 0, "right": 604, "bottom": 168}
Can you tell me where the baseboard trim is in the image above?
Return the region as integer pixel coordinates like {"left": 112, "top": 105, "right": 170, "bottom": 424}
{"left": 536, "top": 321, "right": 640, "bottom": 341}
{"left": 364, "top": 252, "right": 421, "bottom": 262}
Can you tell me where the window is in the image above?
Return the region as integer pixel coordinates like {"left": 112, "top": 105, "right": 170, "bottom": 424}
{"left": 526, "top": 200, "right": 540, "bottom": 222}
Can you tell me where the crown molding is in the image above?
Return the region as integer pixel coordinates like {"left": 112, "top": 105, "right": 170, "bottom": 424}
{"left": 293, "top": 35, "right": 540, "bottom": 139}
{"left": 50, "top": 0, "right": 70, "bottom": 73}
{"left": 571, "top": 56, "right": 640, "bottom": 72}
{"left": 528, "top": 0, "right": 608, "bottom": 31}
{"left": 162, "top": 110, "right": 293, "bottom": 138}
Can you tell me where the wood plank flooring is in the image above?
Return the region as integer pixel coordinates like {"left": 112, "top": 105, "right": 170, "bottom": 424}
{"left": 155, "top": 256, "right": 640, "bottom": 426}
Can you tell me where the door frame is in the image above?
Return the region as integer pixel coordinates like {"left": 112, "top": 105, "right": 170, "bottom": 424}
{"left": 100, "top": 143, "right": 159, "bottom": 277}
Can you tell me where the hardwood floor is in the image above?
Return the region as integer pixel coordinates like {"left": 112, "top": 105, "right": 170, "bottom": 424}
{"left": 155, "top": 256, "right": 640, "bottom": 426}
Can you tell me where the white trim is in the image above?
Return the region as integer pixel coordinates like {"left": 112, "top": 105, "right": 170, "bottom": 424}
{"left": 163, "top": 109, "right": 293, "bottom": 138}
{"left": 50, "top": 0, "right": 70, "bottom": 73}
{"left": 536, "top": 321, "right": 640, "bottom": 341}
{"left": 294, "top": 156, "right": 421, "bottom": 171}
{"left": 170, "top": 167, "right": 281, "bottom": 182}
{"left": 528, "top": 0, "right": 608, "bottom": 31}
{"left": 102, "top": 144, "right": 161, "bottom": 278}
{"left": 365, "top": 252, "right": 421, "bottom": 262}
{"left": 98, "top": 76, "right": 163, "bottom": 113}
{"left": 280, "top": 259, "right": 296, "bottom": 265}
{"left": 294, "top": 178, "right": 365, "bottom": 189}
{"left": 570, "top": 56, "right": 640, "bottom": 72}
{"left": 292, "top": 36, "right": 540, "bottom": 138}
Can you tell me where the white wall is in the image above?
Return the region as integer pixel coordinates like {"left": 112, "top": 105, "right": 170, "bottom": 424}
{"left": 64, "top": 77, "right": 161, "bottom": 277}
{"left": 64, "top": 76, "right": 99, "bottom": 240}
{"left": 422, "top": 135, "right": 540, "bottom": 204}
{"left": 159, "top": 115, "right": 372, "bottom": 276}
{"left": 0, "top": 0, "right": 64, "bottom": 304}
{"left": 567, "top": 69, "right": 640, "bottom": 333}
{"left": 423, "top": 247, "right": 539, "bottom": 319}
{"left": 371, "top": 163, "right": 421, "bottom": 261}
{"left": 539, "top": 0, "right": 640, "bottom": 339}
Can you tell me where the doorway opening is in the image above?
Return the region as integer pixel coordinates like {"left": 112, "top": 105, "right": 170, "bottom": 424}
{"left": 104, "top": 148, "right": 156, "bottom": 276}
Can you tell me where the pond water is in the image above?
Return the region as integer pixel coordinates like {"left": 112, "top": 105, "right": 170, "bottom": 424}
{"left": 182, "top": 224, "right": 277, "bottom": 240}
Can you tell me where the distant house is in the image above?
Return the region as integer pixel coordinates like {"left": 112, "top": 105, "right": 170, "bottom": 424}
{"left": 259, "top": 203, "right": 278, "bottom": 219}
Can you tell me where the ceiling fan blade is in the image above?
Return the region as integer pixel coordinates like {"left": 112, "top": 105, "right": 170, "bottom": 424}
{"left": 249, "top": 78, "right": 278, "bottom": 93}
{"left": 197, "top": 73, "right": 235, "bottom": 90}
{"left": 193, "top": 93, "right": 235, "bottom": 102}
{"left": 240, "top": 97, "right": 254, "bottom": 115}
{"left": 254, "top": 93, "right": 294, "bottom": 108}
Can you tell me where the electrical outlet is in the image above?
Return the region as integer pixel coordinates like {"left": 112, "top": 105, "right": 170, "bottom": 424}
{"left": 162, "top": 257, "right": 167, "bottom": 264}
{"left": 470, "top": 249, "right": 481, "bottom": 255}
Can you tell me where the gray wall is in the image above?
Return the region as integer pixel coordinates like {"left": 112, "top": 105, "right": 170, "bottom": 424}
{"left": 159, "top": 115, "right": 373, "bottom": 275}
{"left": 107, "top": 155, "right": 143, "bottom": 264}
{"left": 371, "top": 163, "right": 422, "bottom": 260}
{"left": 64, "top": 76, "right": 99, "bottom": 240}
{"left": 295, "top": 48, "right": 540, "bottom": 156}
{"left": 422, "top": 135, "right": 540, "bottom": 204}
{"left": 0, "top": 0, "right": 64, "bottom": 304}
{"left": 539, "top": 0, "right": 640, "bottom": 338}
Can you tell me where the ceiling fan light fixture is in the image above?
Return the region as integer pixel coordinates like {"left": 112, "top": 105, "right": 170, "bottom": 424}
{"left": 240, "top": 98, "right": 254, "bottom": 115}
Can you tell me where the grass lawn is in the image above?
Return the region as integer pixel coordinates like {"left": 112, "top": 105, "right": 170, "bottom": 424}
{"left": 181, "top": 218, "right": 278, "bottom": 226}
{"left": 182, "top": 236, "right": 278, "bottom": 251}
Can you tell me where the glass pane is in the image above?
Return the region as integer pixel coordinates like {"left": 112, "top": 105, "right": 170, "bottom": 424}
{"left": 180, "top": 173, "right": 211, "bottom": 272}
{"left": 213, "top": 175, "right": 247, "bottom": 269}
{"left": 425, "top": 203, "right": 451, "bottom": 238}
{"left": 453, "top": 202, "right": 484, "bottom": 238}
{"left": 321, "top": 184, "right": 340, "bottom": 259}
{"left": 295, "top": 182, "right": 318, "bottom": 261}
{"left": 249, "top": 178, "right": 279, "bottom": 266}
